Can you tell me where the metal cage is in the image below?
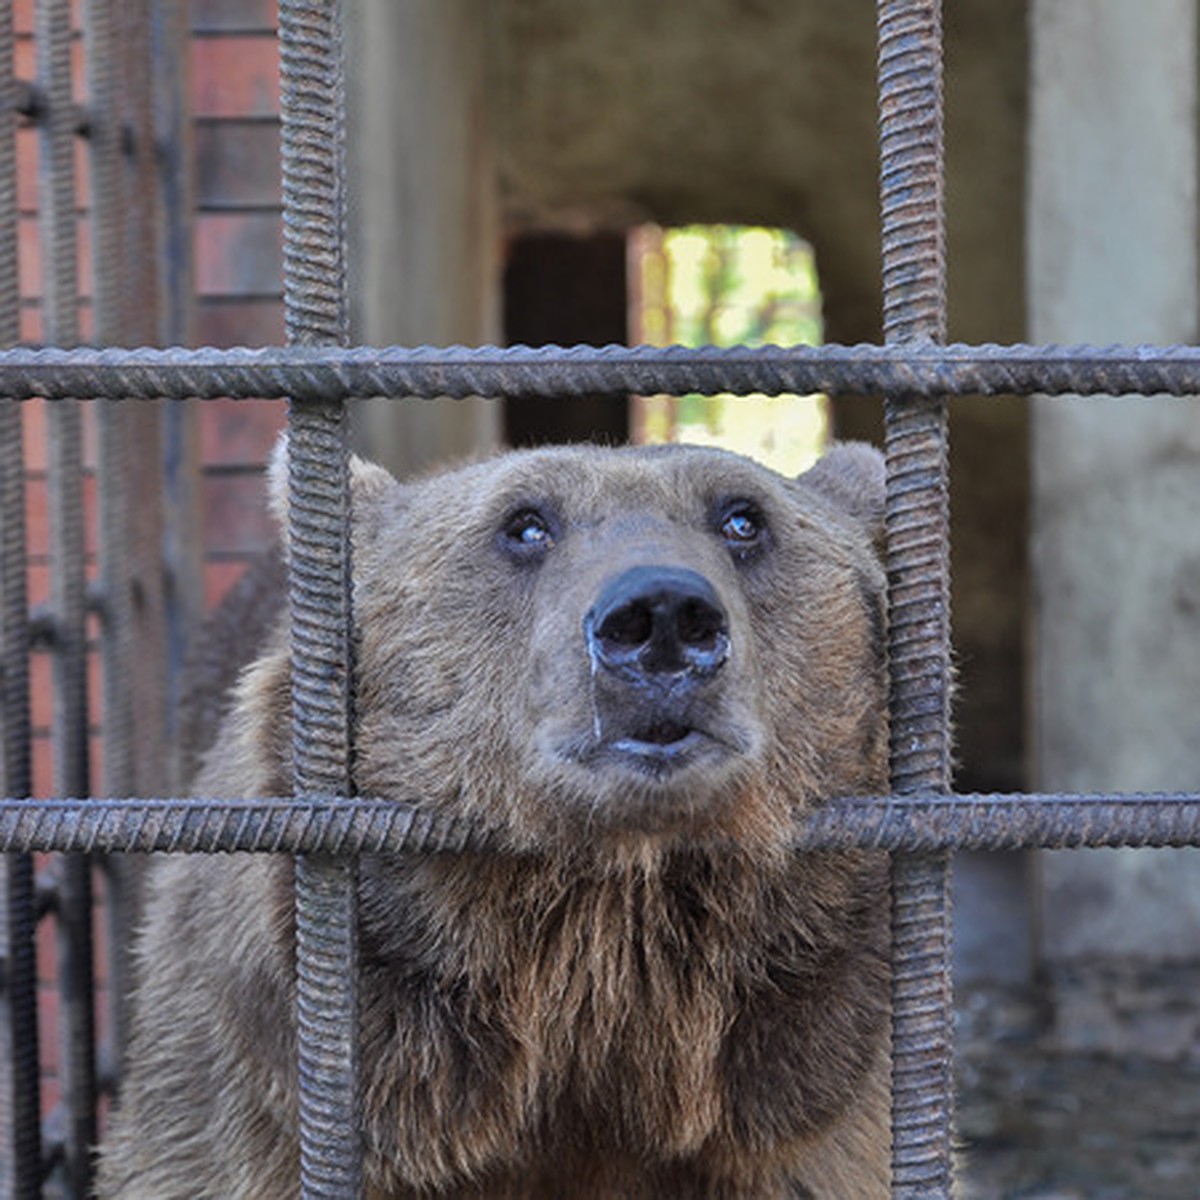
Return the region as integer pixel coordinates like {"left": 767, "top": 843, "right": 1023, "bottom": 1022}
{"left": 2, "top": 1, "right": 1199, "bottom": 1197}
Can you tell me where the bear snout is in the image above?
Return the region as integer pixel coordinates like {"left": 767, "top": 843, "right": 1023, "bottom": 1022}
{"left": 574, "top": 564, "right": 741, "bottom": 782}
{"left": 584, "top": 564, "right": 730, "bottom": 686}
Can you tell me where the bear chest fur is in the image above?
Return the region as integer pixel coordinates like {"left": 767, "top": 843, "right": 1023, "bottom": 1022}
{"left": 352, "top": 848, "right": 889, "bottom": 1195}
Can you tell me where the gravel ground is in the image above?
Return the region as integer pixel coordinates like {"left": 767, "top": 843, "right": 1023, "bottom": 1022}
{"left": 957, "top": 964, "right": 1200, "bottom": 1199}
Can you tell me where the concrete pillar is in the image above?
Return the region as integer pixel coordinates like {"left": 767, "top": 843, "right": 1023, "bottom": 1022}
{"left": 1030, "top": 0, "right": 1200, "bottom": 959}
{"left": 345, "top": 0, "right": 502, "bottom": 477}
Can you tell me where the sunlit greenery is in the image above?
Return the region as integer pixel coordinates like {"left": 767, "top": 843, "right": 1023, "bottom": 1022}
{"left": 632, "top": 225, "right": 828, "bottom": 476}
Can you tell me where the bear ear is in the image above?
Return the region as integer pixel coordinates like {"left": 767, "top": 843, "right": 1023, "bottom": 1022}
{"left": 266, "top": 432, "right": 398, "bottom": 541}
{"left": 797, "top": 441, "right": 886, "bottom": 535}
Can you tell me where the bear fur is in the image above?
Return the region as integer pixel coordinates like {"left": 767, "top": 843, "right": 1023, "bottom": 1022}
{"left": 98, "top": 440, "right": 892, "bottom": 1199}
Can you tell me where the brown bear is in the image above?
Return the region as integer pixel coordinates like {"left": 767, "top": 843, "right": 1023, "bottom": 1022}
{"left": 98, "top": 439, "right": 891, "bottom": 1199}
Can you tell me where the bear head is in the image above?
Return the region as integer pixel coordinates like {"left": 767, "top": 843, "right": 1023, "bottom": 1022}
{"left": 254, "top": 439, "right": 887, "bottom": 862}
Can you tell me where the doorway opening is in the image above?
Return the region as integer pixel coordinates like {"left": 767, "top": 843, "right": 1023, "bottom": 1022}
{"left": 629, "top": 223, "right": 827, "bottom": 475}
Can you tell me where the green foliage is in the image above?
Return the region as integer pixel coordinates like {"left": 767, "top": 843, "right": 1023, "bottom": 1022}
{"left": 664, "top": 225, "right": 822, "bottom": 348}
{"left": 634, "top": 225, "right": 828, "bottom": 475}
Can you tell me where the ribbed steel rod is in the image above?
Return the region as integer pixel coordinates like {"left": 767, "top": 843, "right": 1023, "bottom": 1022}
{"left": 38, "top": 1, "right": 98, "bottom": 1193}
{"left": 279, "top": 1, "right": 361, "bottom": 1196}
{"left": 119, "top": 0, "right": 160, "bottom": 345}
{"left": 0, "top": 793, "right": 1195, "bottom": 855}
{"left": 0, "top": 397, "right": 38, "bottom": 1198}
{"left": 0, "top": 1, "right": 40, "bottom": 1189}
{"left": 5, "top": 341, "right": 1200, "bottom": 400}
{"left": 88, "top": 0, "right": 135, "bottom": 807}
{"left": 878, "top": 0, "right": 954, "bottom": 1194}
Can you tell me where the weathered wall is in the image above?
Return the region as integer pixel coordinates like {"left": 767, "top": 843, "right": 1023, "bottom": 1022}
{"left": 1029, "top": 0, "right": 1200, "bottom": 959}
{"left": 345, "top": 0, "right": 502, "bottom": 477}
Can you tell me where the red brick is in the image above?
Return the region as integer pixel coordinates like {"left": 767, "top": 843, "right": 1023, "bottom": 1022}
{"left": 194, "top": 119, "right": 281, "bottom": 209}
{"left": 29, "top": 652, "right": 51, "bottom": 731}
{"left": 16, "top": 127, "right": 37, "bottom": 213}
{"left": 196, "top": 297, "right": 285, "bottom": 347}
{"left": 24, "top": 473, "right": 99, "bottom": 558}
{"left": 24, "top": 473, "right": 45, "bottom": 555}
{"left": 205, "top": 558, "right": 250, "bottom": 609}
{"left": 15, "top": 0, "right": 87, "bottom": 34}
{"left": 26, "top": 562, "right": 49, "bottom": 608}
{"left": 91, "top": 868, "right": 109, "bottom": 988}
{"left": 20, "top": 303, "right": 42, "bottom": 343}
{"left": 191, "top": 0, "right": 277, "bottom": 33}
{"left": 195, "top": 210, "right": 282, "bottom": 296}
{"left": 14, "top": 32, "right": 33, "bottom": 78}
{"left": 21, "top": 399, "right": 46, "bottom": 470}
{"left": 31, "top": 734, "right": 51, "bottom": 797}
{"left": 16, "top": 212, "right": 92, "bottom": 309}
{"left": 36, "top": 912, "right": 56, "bottom": 987}
{"left": 201, "top": 469, "right": 275, "bottom": 558}
{"left": 201, "top": 396, "right": 285, "bottom": 465}
{"left": 191, "top": 35, "right": 279, "bottom": 119}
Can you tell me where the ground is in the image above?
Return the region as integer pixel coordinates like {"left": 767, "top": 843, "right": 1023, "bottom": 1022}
{"left": 957, "top": 964, "right": 1200, "bottom": 1199}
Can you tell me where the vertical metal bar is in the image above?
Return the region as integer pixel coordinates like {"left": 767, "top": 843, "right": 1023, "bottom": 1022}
{"left": 118, "top": 0, "right": 170, "bottom": 804}
{"left": 0, "top": 0, "right": 42, "bottom": 1189}
{"left": 85, "top": 0, "right": 137, "bottom": 1110}
{"left": 88, "top": 0, "right": 134, "bottom": 800}
{"left": 877, "top": 1, "right": 955, "bottom": 1196}
{"left": 37, "top": 1, "right": 98, "bottom": 1194}
{"left": 120, "top": 0, "right": 161, "bottom": 345}
{"left": 279, "top": 2, "right": 360, "bottom": 1197}
{"left": 0, "top": 473, "right": 39, "bottom": 1200}
{"left": 150, "top": 0, "right": 195, "bottom": 351}
{"left": 152, "top": 0, "right": 202, "bottom": 790}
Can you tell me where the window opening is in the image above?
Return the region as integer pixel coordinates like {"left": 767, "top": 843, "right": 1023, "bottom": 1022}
{"left": 629, "top": 223, "right": 828, "bottom": 474}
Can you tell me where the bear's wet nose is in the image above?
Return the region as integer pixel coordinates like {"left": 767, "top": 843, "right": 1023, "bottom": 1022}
{"left": 585, "top": 565, "right": 730, "bottom": 682}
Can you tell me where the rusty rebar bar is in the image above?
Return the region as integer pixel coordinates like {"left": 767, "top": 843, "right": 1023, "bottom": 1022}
{"left": 119, "top": 0, "right": 160, "bottom": 346}
{"left": 3, "top": 341, "right": 1200, "bottom": 401}
{"left": 37, "top": 1, "right": 98, "bottom": 1192}
{"left": 0, "top": 792, "right": 1195, "bottom": 856}
{"left": 279, "top": 1, "right": 361, "bottom": 1196}
{"left": 0, "top": 2, "right": 40, "bottom": 1190}
{"left": 88, "top": 0, "right": 135, "bottom": 809}
{"left": 878, "top": 0, "right": 955, "bottom": 1194}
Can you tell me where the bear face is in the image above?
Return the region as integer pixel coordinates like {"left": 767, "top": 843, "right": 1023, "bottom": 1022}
{"left": 98, "top": 439, "right": 892, "bottom": 1200}
{"left": 338, "top": 442, "right": 887, "bottom": 859}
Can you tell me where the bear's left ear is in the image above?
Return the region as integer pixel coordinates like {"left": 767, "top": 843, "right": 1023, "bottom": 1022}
{"left": 797, "top": 441, "right": 885, "bottom": 536}
{"left": 266, "top": 432, "right": 397, "bottom": 545}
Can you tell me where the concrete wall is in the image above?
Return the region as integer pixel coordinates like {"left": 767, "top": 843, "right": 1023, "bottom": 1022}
{"left": 345, "top": 0, "right": 502, "bottom": 477}
{"left": 1029, "top": 0, "right": 1200, "bottom": 959}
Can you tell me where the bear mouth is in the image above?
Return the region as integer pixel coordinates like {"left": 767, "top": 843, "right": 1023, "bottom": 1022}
{"left": 547, "top": 702, "right": 754, "bottom": 786}
{"left": 599, "top": 724, "right": 722, "bottom": 778}
{"left": 626, "top": 720, "right": 692, "bottom": 747}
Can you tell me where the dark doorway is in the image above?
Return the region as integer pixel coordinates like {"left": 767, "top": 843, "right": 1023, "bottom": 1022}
{"left": 503, "top": 232, "right": 630, "bottom": 447}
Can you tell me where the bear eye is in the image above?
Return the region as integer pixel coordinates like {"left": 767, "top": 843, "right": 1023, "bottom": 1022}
{"left": 718, "top": 501, "right": 766, "bottom": 552}
{"left": 500, "top": 507, "right": 555, "bottom": 560}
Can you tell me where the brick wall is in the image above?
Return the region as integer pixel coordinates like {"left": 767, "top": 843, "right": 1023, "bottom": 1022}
{"left": 190, "top": 0, "right": 285, "bottom": 608}
{"left": 15, "top": 1, "right": 287, "bottom": 1151}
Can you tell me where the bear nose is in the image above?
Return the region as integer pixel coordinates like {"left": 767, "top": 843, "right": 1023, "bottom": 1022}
{"left": 585, "top": 565, "right": 730, "bottom": 682}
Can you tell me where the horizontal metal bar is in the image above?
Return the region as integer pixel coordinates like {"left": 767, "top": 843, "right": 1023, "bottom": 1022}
{"left": 0, "top": 342, "right": 1200, "bottom": 400}
{"left": 0, "top": 793, "right": 1196, "bottom": 855}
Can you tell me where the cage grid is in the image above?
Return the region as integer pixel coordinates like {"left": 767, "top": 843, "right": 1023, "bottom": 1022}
{"left": 1, "top": 0, "right": 1198, "bottom": 1197}
{"left": 2, "top": 0, "right": 189, "bottom": 1194}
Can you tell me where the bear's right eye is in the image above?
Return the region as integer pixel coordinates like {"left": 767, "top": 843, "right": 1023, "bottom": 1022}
{"left": 500, "top": 508, "right": 555, "bottom": 560}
